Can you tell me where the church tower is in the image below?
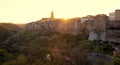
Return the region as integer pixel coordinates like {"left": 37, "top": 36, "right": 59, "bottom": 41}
{"left": 50, "top": 11, "right": 54, "bottom": 19}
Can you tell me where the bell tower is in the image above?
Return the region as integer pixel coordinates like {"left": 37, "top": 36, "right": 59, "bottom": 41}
{"left": 50, "top": 11, "right": 54, "bottom": 19}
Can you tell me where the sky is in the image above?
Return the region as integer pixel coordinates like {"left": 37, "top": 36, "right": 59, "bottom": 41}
{"left": 0, "top": 0, "right": 119, "bottom": 24}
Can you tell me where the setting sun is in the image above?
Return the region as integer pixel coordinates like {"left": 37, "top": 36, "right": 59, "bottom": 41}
{"left": 61, "top": 18, "right": 69, "bottom": 24}
{"left": 62, "top": 18, "right": 69, "bottom": 21}
{"left": 0, "top": 0, "right": 119, "bottom": 23}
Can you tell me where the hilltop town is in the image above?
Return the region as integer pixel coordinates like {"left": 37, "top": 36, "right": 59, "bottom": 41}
{"left": 26, "top": 10, "right": 120, "bottom": 43}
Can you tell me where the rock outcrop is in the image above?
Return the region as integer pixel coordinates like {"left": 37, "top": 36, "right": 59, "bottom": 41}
{"left": 26, "top": 18, "right": 81, "bottom": 35}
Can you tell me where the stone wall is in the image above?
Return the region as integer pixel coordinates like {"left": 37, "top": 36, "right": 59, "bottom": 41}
{"left": 109, "top": 12, "right": 115, "bottom": 20}
{"left": 109, "top": 20, "right": 120, "bottom": 28}
{"left": 106, "top": 30, "right": 120, "bottom": 38}
{"left": 106, "top": 20, "right": 120, "bottom": 43}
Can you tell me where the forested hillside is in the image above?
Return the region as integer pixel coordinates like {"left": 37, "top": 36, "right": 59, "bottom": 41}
{"left": 0, "top": 23, "right": 21, "bottom": 43}
{"left": 0, "top": 23, "right": 120, "bottom": 65}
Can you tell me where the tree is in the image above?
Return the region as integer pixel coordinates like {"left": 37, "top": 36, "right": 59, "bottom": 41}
{"left": 113, "top": 56, "right": 120, "bottom": 65}
{"left": 16, "top": 54, "right": 28, "bottom": 65}
{"left": 2, "top": 60, "right": 17, "bottom": 65}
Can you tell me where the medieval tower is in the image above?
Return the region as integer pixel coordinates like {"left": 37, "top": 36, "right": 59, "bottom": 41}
{"left": 50, "top": 11, "right": 54, "bottom": 19}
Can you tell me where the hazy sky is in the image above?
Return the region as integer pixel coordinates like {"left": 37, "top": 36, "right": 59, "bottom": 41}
{"left": 0, "top": 0, "right": 119, "bottom": 23}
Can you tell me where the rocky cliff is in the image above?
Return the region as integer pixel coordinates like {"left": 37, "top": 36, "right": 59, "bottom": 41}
{"left": 26, "top": 18, "right": 81, "bottom": 35}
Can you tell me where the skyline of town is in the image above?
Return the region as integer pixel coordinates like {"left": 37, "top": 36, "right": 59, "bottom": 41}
{"left": 0, "top": 0, "right": 119, "bottom": 23}
{"left": 0, "top": 9, "right": 119, "bottom": 24}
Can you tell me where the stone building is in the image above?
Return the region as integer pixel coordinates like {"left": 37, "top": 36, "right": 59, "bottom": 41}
{"left": 81, "top": 17, "right": 89, "bottom": 24}
{"left": 115, "top": 9, "right": 120, "bottom": 20}
{"left": 88, "top": 9, "right": 120, "bottom": 42}
{"left": 109, "top": 12, "right": 115, "bottom": 20}
{"left": 107, "top": 9, "right": 120, "bottom": 43}
{"left": 109, "top": 9, "right": 120, "bottom": 20}
{"left": 106, "top": 20, "right": 120, "bottom": 43}
{"left": 88, "top": 14, "right": 109, "bottom": 41}
{"left": 81, "top": 15, "right": 94, "bottom": 24}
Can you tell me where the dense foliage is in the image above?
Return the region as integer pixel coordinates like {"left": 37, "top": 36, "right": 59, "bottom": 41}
{"left": 0, "top": 23, "right": 20, "bottom": 43}
{"left": 0, "top": 23, "right": 119, "bottom": 65}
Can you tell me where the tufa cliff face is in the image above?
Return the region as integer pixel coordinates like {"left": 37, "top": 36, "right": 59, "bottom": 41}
{"left": 26, "top": 19, "right": 60, "bottom": 33}
{"left": 26, "top": 18, "right": 81, "bottom": 35}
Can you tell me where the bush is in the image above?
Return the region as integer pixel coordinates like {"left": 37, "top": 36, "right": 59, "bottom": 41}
{"left": 2, "top": 60, "right": 17, "bottom": 65}
{"left": 113, "top": 56, "right": 120, "bottom": 65}
{"left": 16, "top": 54, "right": 28, "bottom": 65}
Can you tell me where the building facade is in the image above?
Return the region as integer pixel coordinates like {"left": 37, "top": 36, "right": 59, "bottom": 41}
{"left": 115, "top": 9, "right": 120, "bottom": 20}
{"left": 109, "top": 12, "right": 115, "bottom": 20}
